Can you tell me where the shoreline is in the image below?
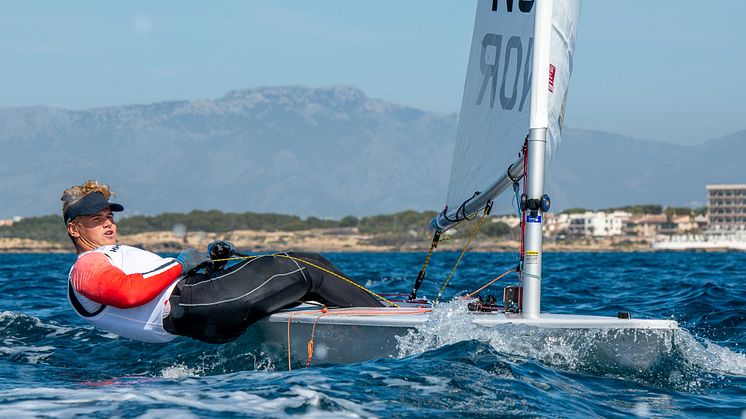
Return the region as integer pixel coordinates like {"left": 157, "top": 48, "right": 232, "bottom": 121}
{"left": 0, "top": 228, "right": 736, "bottom": 254}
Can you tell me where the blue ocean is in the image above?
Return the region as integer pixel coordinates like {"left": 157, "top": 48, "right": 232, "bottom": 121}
{"left": 0, "top": 251, "right": 744, "bottom": 417}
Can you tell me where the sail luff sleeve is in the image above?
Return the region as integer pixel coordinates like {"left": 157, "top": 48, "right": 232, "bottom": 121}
{"left": 529, "top": 0, "right": 553, "bottom": 130}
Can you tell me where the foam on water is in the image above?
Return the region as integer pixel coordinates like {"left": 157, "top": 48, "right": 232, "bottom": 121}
{"left": 396, "top": 300, "right": 746, "bottom": 390}
{"left": 160, "top": 363, "right": 201, "bottom": 379}
{"left": 672, "top": 331, "right": 746, "bottom": 376}
{"left": 0, "top": 381, "right": 369, "bottom": 418}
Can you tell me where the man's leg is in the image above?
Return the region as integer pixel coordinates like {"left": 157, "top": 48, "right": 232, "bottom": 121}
{"left": 286, "top": 252, "right": 383, "bottom": 308}
{"left": 168, "top": 255, "right": 311, "bottom": 343}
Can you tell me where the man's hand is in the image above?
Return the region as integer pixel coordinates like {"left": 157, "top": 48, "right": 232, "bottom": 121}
{"left": 176, "top": 248, "right": 213, "bottom": 274}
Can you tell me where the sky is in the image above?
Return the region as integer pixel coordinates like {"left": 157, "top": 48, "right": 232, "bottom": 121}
{"left": 1, "top": 0, "right": 744, "bottom": 145}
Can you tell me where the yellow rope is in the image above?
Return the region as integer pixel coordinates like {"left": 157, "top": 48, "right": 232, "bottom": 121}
{"left": 211, "top": 254, "right": 399, "bottom": 308}
{"left": 434, "top": 206, "right": 490, "bottom": 305}
{"left": 419, "top": 236, "right": 439, "bottom": 278}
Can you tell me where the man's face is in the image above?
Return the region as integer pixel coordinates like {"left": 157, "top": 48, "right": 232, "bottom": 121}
{"left": 68, "top": 208, "right": 118, "bottom": 247}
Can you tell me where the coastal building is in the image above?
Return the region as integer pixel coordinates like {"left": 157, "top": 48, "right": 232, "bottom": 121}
{"left": 625, "top": 214, "right": 666, "bottom": 239}
{"left": 544, "top": 213, "right": 570, "bottom": 237}
{"left": 674, "top": 214, "right": 703, "bottom": 233}
{"left": 0, "top": 216, "right": 21, "bottom": 227}
{"left": 567, "top": 211, "right": 631, "bottom": 237}
{"left": 658, "top": 214, "right": 701, "bottom": 235}
{"left": 707, "top": 184, "right": 746, "bottom": 230}
{"left": 654, "top": 184, "right": 746, "bottom": 250}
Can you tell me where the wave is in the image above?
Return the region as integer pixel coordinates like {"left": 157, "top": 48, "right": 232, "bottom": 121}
{"left": 395, "top": 301, "right": 746, "bottom": 391}
{"left": 0, "top": 311, "right": 83, "bottom": 366}
{"left": 0, "top": 380, "right": 367, "bottom": 418}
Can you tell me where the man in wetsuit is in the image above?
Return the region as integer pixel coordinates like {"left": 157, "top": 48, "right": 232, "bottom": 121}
{"left": 63, "top": 180, "right": 381, "bottom": 344}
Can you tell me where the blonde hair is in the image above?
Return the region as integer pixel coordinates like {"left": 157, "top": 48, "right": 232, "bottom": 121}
{"left": 61, "top": 180, "right": 115, "bottom": 218}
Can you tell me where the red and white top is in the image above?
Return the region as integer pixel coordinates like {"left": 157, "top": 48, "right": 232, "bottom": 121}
{"left": 67, "top": 245, "right": 183, "bottom": 343}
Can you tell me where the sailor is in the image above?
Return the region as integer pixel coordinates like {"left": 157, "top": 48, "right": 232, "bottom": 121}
{"left": 63, "top": 180, "right": 381, "bottom": 344}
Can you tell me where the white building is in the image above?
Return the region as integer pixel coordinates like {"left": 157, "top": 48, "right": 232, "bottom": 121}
{"left": 567, "top": 211, "right": 631, "bottom": 237}
{"left": 0, "top": 216, "right": 21, "bottom": 227}
{"left": 544, "top": 213, "right": 571, "bottom": 236}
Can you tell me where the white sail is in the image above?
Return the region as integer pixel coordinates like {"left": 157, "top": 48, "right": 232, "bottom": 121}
{"left": 436, "top": 0, "right": 580, "bottom": 229}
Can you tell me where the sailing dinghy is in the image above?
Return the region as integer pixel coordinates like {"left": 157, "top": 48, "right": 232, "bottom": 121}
{"left": 255, "top": 0, "right": 677, "bottom": 369}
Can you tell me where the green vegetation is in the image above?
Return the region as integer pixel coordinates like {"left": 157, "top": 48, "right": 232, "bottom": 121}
{"left": 118, "top": 210, "right": 307, "bottom": 234}
{"left": 0, "top": 210, "right": 359, "bottom": 243}
{"left": 601, "top": 204, "right": 663, "bottom": 215}
{"left": 562, "top": 204, "right": 706, "bottom": 217}
{"left": 602, "top": 205, "right": 703, "bottom": 217}
{"left": 339, "top": 215, "right": 359, "bottom": 227}
{"left": 666, "top": 207, "right": 694, "bottom": 216}
{"left": 1, "top": 201, "right": 702, "bottom": 245}
{"left": 567, "top": 204, "right": 703, "bottom": 217}
{"left": 479, "top": 220, "right": 511, "bottom": 238}
{"left": 560, "top": 207, "right": 589, "bottom": 215}
{"left": 0, "top": 215, "right": 69, "bottom": 242}
{"left": 0, "top": 209, "right": 516, "bottom": 244}
{"left": 358, "top": 210, "right": 437, "bottom": 234}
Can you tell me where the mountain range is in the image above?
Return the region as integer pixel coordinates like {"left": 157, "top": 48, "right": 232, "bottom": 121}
{"left": 1, "top": 85, "right": 743, "bottom": 219}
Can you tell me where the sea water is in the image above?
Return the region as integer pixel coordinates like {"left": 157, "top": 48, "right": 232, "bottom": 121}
{"left": 0, "top": 251, "right": 744, "bottom": 417}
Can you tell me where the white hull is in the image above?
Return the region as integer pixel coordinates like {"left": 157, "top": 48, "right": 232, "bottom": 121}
{"left": 254, "top": 303, "right": 678, "bottom": 370}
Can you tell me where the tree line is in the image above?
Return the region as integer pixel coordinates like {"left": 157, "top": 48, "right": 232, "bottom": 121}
{"left": 0, "top": 209, "right": 513, "bottom": 244}
{"left": 1, "top": 203, "right": 706, "bottom": 244}
{"left": 562, "top": 204, "right": 706, "bottom": 216}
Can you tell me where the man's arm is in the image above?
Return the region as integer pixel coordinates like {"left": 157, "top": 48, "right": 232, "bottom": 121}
{"left": 71, "top": 252, "right": 182, "bottom": 309}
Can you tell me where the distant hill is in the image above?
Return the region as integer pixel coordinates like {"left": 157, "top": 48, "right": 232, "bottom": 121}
{"left": 0, "top": 85, "right": 743, "bottom": 219}
{"left": 547, "top": 128, "right": 746, "bottom": 210}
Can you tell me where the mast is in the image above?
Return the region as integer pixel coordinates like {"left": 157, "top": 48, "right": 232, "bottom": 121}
{"left": 522, "top": 0, "right": 554, "bottom": 318}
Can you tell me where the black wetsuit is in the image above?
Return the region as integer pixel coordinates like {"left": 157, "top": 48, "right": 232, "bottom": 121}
{"left": 163, "top": 252, "right": 381, "bottom": 343}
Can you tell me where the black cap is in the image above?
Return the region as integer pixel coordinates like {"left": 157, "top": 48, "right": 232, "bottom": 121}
{"left": 63, "top": 192, "right": 124, "bottom": 224}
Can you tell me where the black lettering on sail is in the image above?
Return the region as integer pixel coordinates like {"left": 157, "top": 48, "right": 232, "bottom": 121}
{"left": 500, "top": 36, "right": 522, "bottom": 110}
{"left": 476, "top": 34, "right": 502, "bottom": 108}
{"left": 519, "top": 0, "right": 535, "bottom": 13}
{"left": 491, "top": 0, "right": 534, "bottom": 13}
{"left": 477, "top": 34, "right": 533, "bottom": 111}
{"left": 519, "top": 37, "right": 533, "bottom": 111}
